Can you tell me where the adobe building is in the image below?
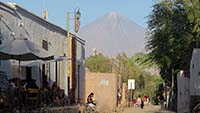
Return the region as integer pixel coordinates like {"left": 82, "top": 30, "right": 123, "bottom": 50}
{"left": 85, "top": 72, "right": 121, "bottom": 112}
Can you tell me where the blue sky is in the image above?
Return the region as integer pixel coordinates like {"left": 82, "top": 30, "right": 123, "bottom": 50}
{"left": 3, "top": 0, "right": 154, "bottom": 29}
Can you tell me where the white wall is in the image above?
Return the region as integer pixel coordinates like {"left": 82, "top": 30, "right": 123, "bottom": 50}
{"left": 190, "top": 49, "right": 200, "bottom": 95}
{"left": 177, "top": 71, "right": 190, "bottom": 113}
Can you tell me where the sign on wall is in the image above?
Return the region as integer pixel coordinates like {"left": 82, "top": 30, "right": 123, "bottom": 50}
{"left": 128, "top": 79, "right": 135, "bottom": 89}
{"left": 100, "top": 79, "right": 109, "bottom": 86}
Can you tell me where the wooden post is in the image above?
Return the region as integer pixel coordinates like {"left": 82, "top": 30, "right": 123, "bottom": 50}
{"left": 67, "top": 12, "right": 76, "bottom": 104}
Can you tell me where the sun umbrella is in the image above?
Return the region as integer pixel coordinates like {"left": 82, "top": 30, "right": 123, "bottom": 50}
{"left": 15, "top": 56, "right": 69, "bottom": 87}
{"left": 0, "top": 38, "right": 54, "bottom": 86}
{"left": 15, "top": 56, "right": 68, "bottom": 67}
{"left": 0, "top": 38, "right": 53, "bottom": 61}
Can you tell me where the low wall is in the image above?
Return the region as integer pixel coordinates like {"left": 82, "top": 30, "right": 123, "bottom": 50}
{"left": 85, "top": 72, "right": 119, "bottom": 113}
{"left": 42, "top": 105, "right": 85, "bottom": 113}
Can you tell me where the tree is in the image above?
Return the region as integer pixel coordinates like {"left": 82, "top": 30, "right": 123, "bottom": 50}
{"left": 85, "top": 54, "right": 112, "bottom": 73}
{"left": 146, "top": 0, "right": 193, "bottom": 85}
{"left": 112, "top": 53, "right": 144, "bottom": 82}
{"left": 146, "top": 0, "right": 200, "bottom": 109}
{"left": 184, "top": 0, "right": 200, "bottom": 47}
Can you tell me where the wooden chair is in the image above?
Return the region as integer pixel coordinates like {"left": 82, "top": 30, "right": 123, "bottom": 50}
{"left": 25, "top": 88, "right": 39, "bottom": 109}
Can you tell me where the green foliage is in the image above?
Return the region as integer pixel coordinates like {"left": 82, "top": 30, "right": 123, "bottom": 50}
{"left": 85, "top": 54, "right": 112, "bottom": 73}
{"left": 112, "top": 53, "right": 143, "bottom": 82}
{"left": 133, "top": 52, "right": 157, "bottom": 69}
{"left": 184, "top": 0, "right": 200, "bottom": 42}
{"left": 146, "top": 0, "right": 195, "bottom": 85}
{"left": 134, "top": 72, "right": 163, "bottom": 102}
{"left": 137, "top": 74, "right": 145, "bottom": 89}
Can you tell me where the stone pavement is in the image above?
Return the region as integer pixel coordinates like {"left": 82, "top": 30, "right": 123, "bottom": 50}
{"left": 122, "top": 105, "right": 176, "bottom": 113}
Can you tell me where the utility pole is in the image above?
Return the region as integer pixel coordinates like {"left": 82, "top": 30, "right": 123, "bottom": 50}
{"left": 67, "top": 12, "right": 75, "bottom": 104}
{"left": 67, "top": 9, "right": 81, "bottom": 104}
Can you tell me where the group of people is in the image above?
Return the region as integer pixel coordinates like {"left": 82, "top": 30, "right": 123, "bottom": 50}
{"left": 39, "top": 81, "right": 66, "bottom": 107}
{"left": 0, "top": 79, "right": 67, "bottom": 112}
{"left": 135, "top": 95, "right": 150, "bottom": 109}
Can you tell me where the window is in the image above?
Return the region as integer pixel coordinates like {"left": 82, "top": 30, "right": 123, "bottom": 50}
{"left": 42, "top": 40, "right": 48, "bottom": 50}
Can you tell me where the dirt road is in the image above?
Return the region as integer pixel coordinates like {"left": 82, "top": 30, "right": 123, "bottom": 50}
{"left": 122, "top": 105, "right": 176, "bottom": 113}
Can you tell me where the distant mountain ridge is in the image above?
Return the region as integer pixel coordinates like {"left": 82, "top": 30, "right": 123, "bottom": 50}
{"left": 78, "top": 12, "right": 146, "bottom": 57}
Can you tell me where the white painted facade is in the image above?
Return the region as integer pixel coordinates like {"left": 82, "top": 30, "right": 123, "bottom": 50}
{"left": 190, "top": 49, "right": 200, "bottom": 96}
{"left": 177, "top": 71, "right": 190, "bottom": 113}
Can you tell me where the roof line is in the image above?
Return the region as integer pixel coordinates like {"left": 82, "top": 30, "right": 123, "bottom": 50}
{"left": 0, "top": 1, "right": 85, "bottom": 45}
{"left": 0, "top": 2, "right": 15, "bottom": 10}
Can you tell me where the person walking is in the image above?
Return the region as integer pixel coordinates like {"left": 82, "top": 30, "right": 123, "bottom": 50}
{"left": 143, "top": 95, "right": 148, "bottom": 108}
{"left": 136, "top": 95, "right": 142, "bottom": 107}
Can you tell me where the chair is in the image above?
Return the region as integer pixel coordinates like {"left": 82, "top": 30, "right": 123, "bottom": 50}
{"left": 25, "top": 88, "right": 39, "bottom": 109}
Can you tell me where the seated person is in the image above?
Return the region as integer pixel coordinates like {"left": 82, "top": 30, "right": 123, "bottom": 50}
{"left": 87, "top": 92, "right": 96, "bottom": 107}
{"left": 24, "top": 79, "right": 38, "bottom": 89}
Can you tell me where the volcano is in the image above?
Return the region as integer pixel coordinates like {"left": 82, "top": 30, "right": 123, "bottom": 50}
{"left": 78, "top": 12, "right": 146, "bottom": 57}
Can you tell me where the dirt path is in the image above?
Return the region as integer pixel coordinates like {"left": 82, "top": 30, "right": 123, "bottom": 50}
{"left": 122, "top": 105, "right": 176, "bottom": 113}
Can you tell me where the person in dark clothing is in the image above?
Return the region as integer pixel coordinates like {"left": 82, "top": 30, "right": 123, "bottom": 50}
{"left": 141, "top": 100, "right": 144, "bottom": 109}
{"left": 24, "top": 79, "right": 38, "bottom": 89}
{"left": 159, "top": 94, "right": 165, "bottom": 109}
